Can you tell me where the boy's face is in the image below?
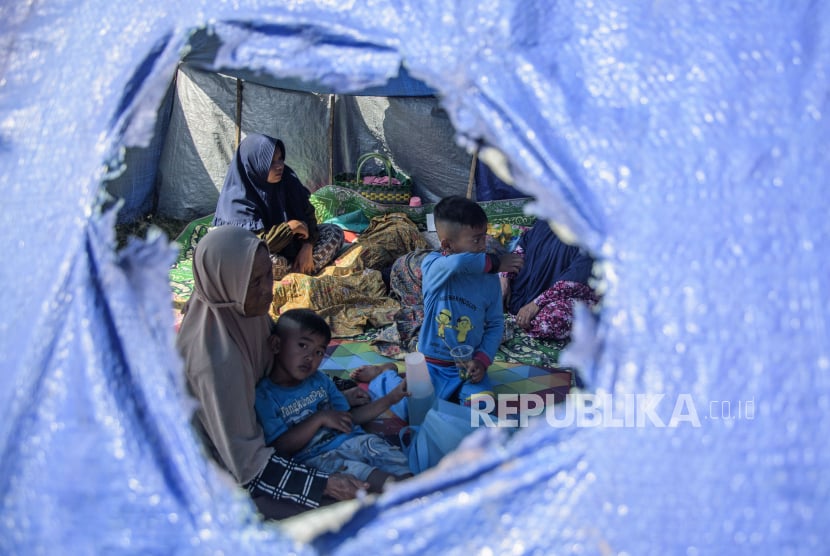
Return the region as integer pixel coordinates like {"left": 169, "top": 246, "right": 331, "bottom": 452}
{"left": 441, "top": 224, "right": 488, "bottom": 254}
{"left": 269, "top": 326, "right": 329, "bottom": 386}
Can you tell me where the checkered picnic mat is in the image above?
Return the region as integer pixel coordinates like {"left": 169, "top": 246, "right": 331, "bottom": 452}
{"left": 319, "top": 340, "right": 572, "bottom": 411}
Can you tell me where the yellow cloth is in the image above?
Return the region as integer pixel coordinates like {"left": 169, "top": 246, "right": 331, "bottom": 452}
{"left": 271, "top": 266, "right": 400, "bottom": 337}
{"left": 270, "top": 213, "right": 427, "bottom": 337}
{"left": 335, "top": 212, "right": 428, "bottom": 270}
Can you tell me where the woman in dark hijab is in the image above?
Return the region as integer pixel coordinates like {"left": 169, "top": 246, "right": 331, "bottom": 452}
{"left": 213, "top": 133, "right": 343, "bottom": 279}
{"left": 500, "top": 221, "right": 600, "bottom": 340}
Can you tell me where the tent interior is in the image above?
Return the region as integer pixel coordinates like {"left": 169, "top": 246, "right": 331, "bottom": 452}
{"left": 105, "top": 29, "right": 524, "bottom": 229}
{"left": 103, "top": 27, "right": 565, "bottom": 373}
{"left": 100, "top": 24, "right": 576, "bottom": 521}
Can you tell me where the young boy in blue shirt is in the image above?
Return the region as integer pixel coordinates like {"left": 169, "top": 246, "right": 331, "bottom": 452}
{"left": 254, "top": 309, "right": 412, "bottom": 492}
{"left": 352, "top": 195, "right": 524, "bottom": 416}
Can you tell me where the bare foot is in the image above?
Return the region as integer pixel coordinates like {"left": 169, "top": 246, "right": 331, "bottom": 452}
{"left": 350, "top": 364, "right": 387, "bottom": 383}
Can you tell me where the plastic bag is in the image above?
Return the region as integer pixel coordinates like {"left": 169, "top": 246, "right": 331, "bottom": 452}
{"left": 400, "top": 399, "right": 475, "bottom": 474}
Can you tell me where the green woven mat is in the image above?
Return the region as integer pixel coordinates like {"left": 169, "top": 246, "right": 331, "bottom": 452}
{"left": 495, "top": 331, "right": 564, "bottom": 368}
{"left": 310, "top": 185, "right": 537, "bottom": 230}
{"left": 169, "top": 214, "right": 213, "bottom": 309}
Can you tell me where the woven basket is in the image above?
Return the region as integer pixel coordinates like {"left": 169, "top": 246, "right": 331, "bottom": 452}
{"left": 334, "top": 152, "right": 412, "bottom": 204}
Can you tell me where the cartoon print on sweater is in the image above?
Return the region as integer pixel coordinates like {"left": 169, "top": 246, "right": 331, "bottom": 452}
{"left": 436, "top": 308, "right": 453, "bottom": 337}
{"left": 455, "top": 315, "right": 473, "bottom": 342}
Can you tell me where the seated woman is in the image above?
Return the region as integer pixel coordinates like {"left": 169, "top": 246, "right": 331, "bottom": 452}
{"left": 212, "top": 133, "right": 343, "bottom": 279}
{"left": 500, "top": 221, "right": 600, "bottom": 340}
{"left": 177, "top": 226, "right": 368, "bottom": 520}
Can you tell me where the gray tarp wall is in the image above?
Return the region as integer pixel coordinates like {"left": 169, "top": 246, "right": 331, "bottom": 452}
{"left": 149, "top": 64, "right": 472, "bottom": 221}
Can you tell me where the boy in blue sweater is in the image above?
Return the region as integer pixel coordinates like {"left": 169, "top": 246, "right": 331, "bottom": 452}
{"left": 255, "top": 309, "right": 412, "bottom": 492}
{"left": 352, "top": 196, "right": 523, "bottom": 415}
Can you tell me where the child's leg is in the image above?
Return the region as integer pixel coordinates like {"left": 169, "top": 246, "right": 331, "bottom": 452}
{"left": 358, "top": 433, "right": 413, "bottom": 478}
{"left": 327, "top": 436, "right": 411, "bottom": 491}
{"left": 351, "top": 365, "right": 388, "bottom": 383}
{"left": 362, "top": 363, "right": 466, "bottom": 420}
{"left": 428, "top": 362, "right": 463, "bottom": 402}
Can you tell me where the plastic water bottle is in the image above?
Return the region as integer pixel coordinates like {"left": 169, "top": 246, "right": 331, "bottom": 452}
{"left": 405, "top": 351, "right": 435, "bottom": 425}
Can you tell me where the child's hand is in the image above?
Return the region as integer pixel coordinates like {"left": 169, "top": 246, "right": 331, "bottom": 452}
{"left": 387, "top": 378, "right": 410, "bottom": 404}
{"left": 498, "top": 253, "right": 524, "bottom": 274}
{"left": 317, "top": 410, "right": 353, "bottom": 433}
{"left": 466, "top": 359, "right": 488, "bottom": 384}
{"left": 343, "top": 387, "right": 371, "bottom": 407}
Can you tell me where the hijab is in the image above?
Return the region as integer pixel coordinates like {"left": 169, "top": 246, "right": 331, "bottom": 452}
{"left": 212, "top": 133, "right": 313, "bottom": 232}
{"left": 176, "top": 225, "right": 274, "bottom": 484}
{"left": 507, "top": 221, "right": 596, "bottom": 314}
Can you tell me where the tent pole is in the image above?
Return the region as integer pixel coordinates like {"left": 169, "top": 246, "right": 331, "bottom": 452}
{"left": 466, "top": 146, "right": 478, "bottom": 199}
{"left": 235, "top": 79, "right": 243, "bottom": 148}
{"left": 328, "top": 94, "right": 335, "bottom": 185}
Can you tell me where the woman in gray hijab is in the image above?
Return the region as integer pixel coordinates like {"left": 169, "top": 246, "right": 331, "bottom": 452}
{"left": 177, "top": 225, "right": 366, "bottom": 519}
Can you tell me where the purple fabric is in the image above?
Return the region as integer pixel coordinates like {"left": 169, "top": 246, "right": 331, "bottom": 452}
{"left": 507, "top": 222, "right": 595, "bottom": 314}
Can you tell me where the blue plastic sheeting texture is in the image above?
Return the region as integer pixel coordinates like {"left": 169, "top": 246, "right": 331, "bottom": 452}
{"left": 1, "top": 1, "right": 828, "bottom": 555}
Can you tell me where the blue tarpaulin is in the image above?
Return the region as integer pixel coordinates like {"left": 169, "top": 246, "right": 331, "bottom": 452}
{"left": 1, "top": 1, "right": 828, "bottom": 554}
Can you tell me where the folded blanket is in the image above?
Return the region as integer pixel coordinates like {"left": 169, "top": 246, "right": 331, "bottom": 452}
{"left": 363, "top": 176, "right": 401, "bottom": 186}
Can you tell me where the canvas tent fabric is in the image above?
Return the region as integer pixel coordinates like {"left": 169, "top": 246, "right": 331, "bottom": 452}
{"left": 112, "top": 63, "right": 473, "bottom": 223}
{"left": 2, "top": 1, "right": 829, "bottom": 555}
